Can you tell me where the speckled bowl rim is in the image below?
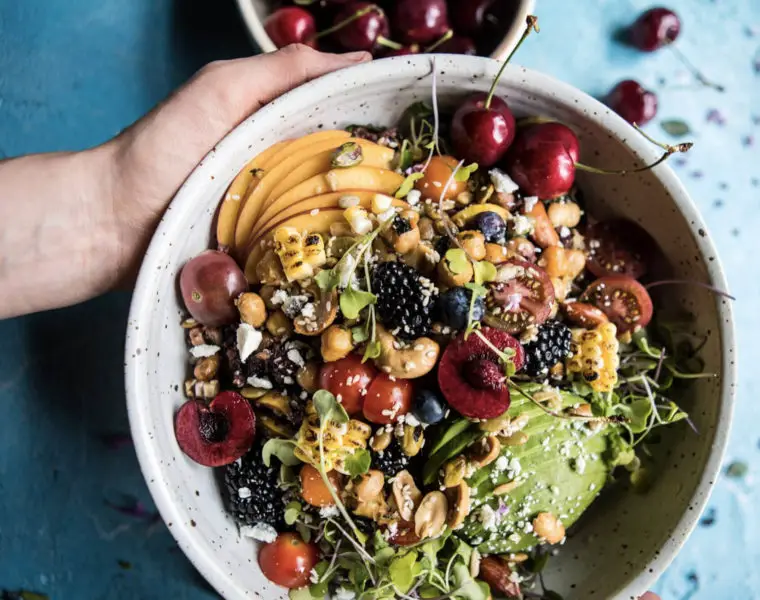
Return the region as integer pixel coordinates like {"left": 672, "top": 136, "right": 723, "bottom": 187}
{"left": 234, "top": 0, "right": 536, "bottom": 60}
{"left": 125, "top": 56, "right": 736, "bottom": 600}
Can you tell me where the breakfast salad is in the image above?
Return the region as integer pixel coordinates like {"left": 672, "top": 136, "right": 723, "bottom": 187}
{"left": 172, "top": 18, "right": 711, "bottom": 600}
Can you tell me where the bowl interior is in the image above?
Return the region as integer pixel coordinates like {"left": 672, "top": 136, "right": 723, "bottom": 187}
{"left": 126, "top": 56, "right": 733, "bottom": 600}
{"left": 236, "top": 0, "right": 537, "bottom": 59}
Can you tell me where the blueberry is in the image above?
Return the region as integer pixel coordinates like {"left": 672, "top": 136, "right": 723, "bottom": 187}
{"left": 437, "top": 287, "right": 484, "bottom": 330}
{"left": 413, "top": 390, "right": 447, "bottom": 425}
{"left": 472, "top": 211, "right": 506, "bottom": 243}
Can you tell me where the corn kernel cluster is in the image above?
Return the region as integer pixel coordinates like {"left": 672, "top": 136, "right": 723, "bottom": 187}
{"left": 294, "top": 401, "right": 372, "bottom": 474}
{"left": 566, "top": 322, "right": 620, "bottom": 392}
{"left": 273, "top": 226, "right": 326, "bottom": 281}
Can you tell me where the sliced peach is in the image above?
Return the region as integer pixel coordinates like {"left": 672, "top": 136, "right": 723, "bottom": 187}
{"left": 233, "top": 130, "right": 351, "bottom": 253}
{"left": 266, "top": 142, "right": 394, "bottom": 204}
{"left": 215, "top": 139, "right": 291, "bottom": 248}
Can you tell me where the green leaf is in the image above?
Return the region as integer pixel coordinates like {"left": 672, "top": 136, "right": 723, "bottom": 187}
{"left": 423, "top": 429, "right": 483, "bottom": 485}
{"left": 362, "top": 339, "right": 382, "bottom": 362}
{"left": 374, "top": 546, "right": 397, "bottom": 566}
{"left": 262, "top": 438, "right": 301, "bottom": 467}
{"left": 472, "top": 261, "right": 496, "bottom": 285}
{"left": 661, "top": 119, "right": 691, "bottom": 137}
{"left": 344, "top": 448, "right": 372, "bottom": 477}
{"left": 396, "top": 139, "right": 414, "bottom": 171}
{"left": 726, "top": 461, "right": 748, "bottom": 479}
{"left": 340, "top": 285, "right": 377, "bottom": 320}
{"left": 284, "top": 501, "right": 302, "bottom": 526}
{"left": 454, "top": 162, "right": 479, "bottom": 182}
{"left": 450, "top": 562, "right": 490, "bottom": 600}
{"left": 315, "top": 268, "right": 339, "bottom": 292}
{"left": 313, "top": 390, "right": 349, "bottom": 425}
{"left": 428, "top": 418, "right": 474, "bottom": 456}
{"left": 389, "top": 551, "right": 420, "bottom": 594}
{"left": 445, "top": 249, "right": 470, "bottom": 275}
{"left": 419, "top": 584, "right": 444, "bottom": 598}
{"left": 395, "top": 172, "right": 424, "bottom": 198}
{"left": 289, "top": 587, "right": 314, "bottom": 600}
{"left": 351, "top": 326, "right": 369, "bottom": 344}
{"left": 616, "top": 397, "right": 653, "bottom": 434}
{"left": 296, "top": 521, "right": 312, "bottom": 543}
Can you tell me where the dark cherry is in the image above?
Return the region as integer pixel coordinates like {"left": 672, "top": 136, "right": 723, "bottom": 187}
{"left": 605, "top": 80, "right": 658, "bottom": 125}
{"left": 449, "top": 0, "right": 495, "bottom": 36}
{"left": 629, "top": 7, "right": 681, "bottom": 52}
{"left": 392, "top": 0, "right": 449, "bottom": 45}
{"left": 264, "top": 7, "right": 318, "bottom": 49}
{"left": 434, "top": 34, "right": 477, "bottom": 55}
{"left": 505, "top": 123, "right": 579, "bottom": 199}
{"left": 451, "top": 93, "right": 516, "bottom": 167}
{"left": 333, "top": 2, "right": 389, "bottom": 51}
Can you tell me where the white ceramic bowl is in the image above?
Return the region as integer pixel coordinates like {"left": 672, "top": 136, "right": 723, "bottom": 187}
{"left": 125, "top": 55, "right": 735, "bottom": 600}
{"left": 235, "top": 0, "right": 536, "bottom": 59}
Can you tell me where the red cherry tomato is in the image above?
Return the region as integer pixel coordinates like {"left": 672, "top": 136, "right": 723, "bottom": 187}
{"left": 362, "top": 373, "right": 413, "bottom": 424}
{"left": 581, "top": 276, "right": 653, "bottom": 333}
{"left": 484, "top": 258, "right": 555, "bottom": 333}
{"left": 258, "top": 533, "right": 319, "bottom": 589}
{"left": 319, "top": 354, "right": 377, "bottom": 415}
{"left": 585, "top": 219, "right": 656, "bottom": 280}
{"left": 179, "top": 250, "right": 248, "bottom": 327}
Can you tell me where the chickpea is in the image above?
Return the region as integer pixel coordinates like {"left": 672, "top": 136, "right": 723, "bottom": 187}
{"left": 296, "top": 361, "right": 320, "bottom": 392}
{"left": 418, "top": 217, "right": 436, "bottom": 241}
{"left": 457, "top": 230, "right": 487, "bottom": 261}
{"left": 236, "top": 292, "right": 267, "bottom": 327}
{"left": 550, "top": 276, "right": 570, "bottom": 303}
{"left": 320, "top": 325, "right": 354, "bottom": 362}
{"left": 547, "top": 201, "right": 582, "bottom": 229}
{"left": 437, "top": 254, "right": 473, "bottom": 287}
{"left": 266, "top": 310, "right": 293, "bottom": 337}
{"left": 456, "top": 191, "right": 473, "bottom": 206}
{"left": 484, "top": 242, "right": 509, "bottom": 265}
{"left": 507, "top": 237, "right": 537, "bottom": 261}
{"left": 541, "top": 246, "right": 586, "bottom": 279}
{"left": 415, "top": 155, "right": 467, "bottom": 201}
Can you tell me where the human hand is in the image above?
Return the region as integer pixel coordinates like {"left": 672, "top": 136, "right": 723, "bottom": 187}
{"left": 640, "top": 593, "right": 660, "bottom": 600}
{"left": 0, "top": 45, "right": 370, "bottom": 319}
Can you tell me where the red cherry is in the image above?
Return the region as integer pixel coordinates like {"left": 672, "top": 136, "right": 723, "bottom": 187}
{"left": 433, "top": 34, "right": 476, "bottom": 55}
{"left": 392, "top": 0, "right": 449, "bottom": 45}
{"left": 629, "top": 7, "right": 681, "bottom": 52}
{"left": 505, "top": 123, "right": 579, "bottom": 199}
{"left": 605, "top": 80, "right": 658, "bottom": 125}
{"left": 451, "top": 93, "right": 516, "bottom": 167}
{"left": 333, "top": 2, "right": 389, "bottom": 52}
{"left": 264, "top": 7, "right": 318, "bottom": 49}
{"left": 449, "top": 0, "right": 495, "bottom": 36}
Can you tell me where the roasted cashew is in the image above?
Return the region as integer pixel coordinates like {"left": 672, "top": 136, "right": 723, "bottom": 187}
{"left": 374, "top": 324, "right": 439, "bottom": 379}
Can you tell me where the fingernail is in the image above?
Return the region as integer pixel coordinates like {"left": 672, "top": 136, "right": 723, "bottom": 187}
{"left": 343, "top": 51, "right": 372, "bottom": 62}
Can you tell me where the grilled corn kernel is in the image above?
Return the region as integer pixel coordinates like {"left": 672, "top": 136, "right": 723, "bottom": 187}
{"left": 273, "top": 226, "right": 314, "bottom": 281}
{"left": 303, "top": 233, "right": 327, "bottom": 268}
{"left": 566, "top": 322, "right": 620, "bottom": 392}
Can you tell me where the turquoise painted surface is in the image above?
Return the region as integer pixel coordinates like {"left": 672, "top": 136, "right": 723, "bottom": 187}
{"left": 0, "top": 0, "right": 757, "bottom": 598}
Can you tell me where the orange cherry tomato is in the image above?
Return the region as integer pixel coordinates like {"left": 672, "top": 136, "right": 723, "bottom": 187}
{"left": 300, "top": 464, "right": 341, "bottom": 507}
{"left": 415, "top": 155, "right": 468, "bottom": 201}
{"left": 258, "top": 532, "right": 320, "bottom": 589}
{"left": 362, "top": 373, "right": 413, "bottom": 424}
{"left": 319, "top": 354, "right": 377, "bottom": 415}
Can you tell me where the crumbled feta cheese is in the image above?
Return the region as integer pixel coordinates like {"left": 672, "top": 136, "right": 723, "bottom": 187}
{"left": 271, "top": 289, "right": 289, "bottom": 306}
{"left": 287, "top": 348, "right": 305, "bottom": 367}
{"left": 559, "top": 225, "right": 571, "bottom": 238}
{"left": 319, "top": 505, "right": 339, "bottom": 518}
{"left": 237, "top": 323, "right": 262, "bottom": 362}
{"left": 247, "top": 375, "right": 273, "bottom": 389}
{"left": 405, "top": 189, "right": 422, "bottom": 205}
{"left": 511, "top": 214, "right": 534, "bottom": 236}
{"left": 523, "top": 196, "right": 539, "bottom": 213}
{"left": 348, "top": 210, "right": 373, "bottom": 235}
{"left": 338, "top": 254, "right": 356, "bottom": 288}
{"left": 282, "top": 294, "right": 309, "bottom": 319}
{"left": 478, "top": 505, "right": 498, "bottom": 531}
{"left": 573, "top": 456, "right": 587, "bottom": 475}
{"left": 494, "top": 456, "right": 509, "bottom": 472}
{"left": 377, "top": 207, "right": 396, "bottom": 223}
{"left": 333, "top": 587, "right": 356, "bottom": 600}
{"left": 238, "top": 487, "right": 252, "bottom": 499}
{"left": 489, "top": 168, "right": 519, "bottom": 194}
{"left": 189, "top": 344, "right": 220, "bottom": 358}
{"left": 404, "top": 413, "right": 420, "bottom": 428}
{"left": 300, "top": 303, "right": 316, "bottom": 320}
{"left": 240, "top": 522, "right": 277, "bottom": 543}
{"left": 309, "top": 569, "right": 320, "bottom": 584}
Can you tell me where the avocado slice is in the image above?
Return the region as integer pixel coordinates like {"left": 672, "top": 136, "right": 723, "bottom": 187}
{"left": 457, "top": 385, "right": 620, "bottom": 554}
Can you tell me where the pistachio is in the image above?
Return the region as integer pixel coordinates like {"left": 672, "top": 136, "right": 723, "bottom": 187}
{"left": 479, "top": 413, "right": 511, "bottom": 433}
{"left": 331, "top": 142, "right": 364, "bottom": 168}
{"left": 392, "top": 470, "right": 422, "bottom": 521}
{"left": 500, "top": 431, "right": 529, "bottom": 446}
{"left": 370, "top": 429, "right": 393, "bottom": 452}
{"left": 356, "top": 470, "right": 385, "bottom": 502}
{"left": 241, "top": 386, "right": 268, "bottom": 400}
{"left": 445, "top": 481, "right": 471, "bottom": 530}
{"left": 266, "top": 310, "right": 293, "bottom": 338}
{"left": 418, "top": 217, "right": 436, "bottom": 241}
{"left": 493, "top": 481, "right": 521, "bottom": 496}
{"left": 401, "top": 425, "right": 424, "bottom": 457}
{"left": 414, "top": 491, "right": 448, "bottom": 539}
{"left": 468, "top": 435, "right": 501, "bottom": 468}
{"left": 253, "top": 391, "right": 292, "bottom": 418}
{"left": 443, "top": 455, "right": 468, "bottom": 488}
{"left": 532, "top": 512, "right": 565, "bottom": 544}
{"left": 296, "top": 361, "right": 320, "bottom": 393}
{"left": 470, "top": 548, "right": 481, "bottom": 578}
{"left": 507, "top": 552, "right": 529, "bottom": 564}
{"left": 181, "top": 318, "right": 199, "bottom": 329}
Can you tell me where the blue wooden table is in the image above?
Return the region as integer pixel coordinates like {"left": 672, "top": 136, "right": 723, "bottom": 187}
{"left": 1, "top": 1, "right": 758, "bottom": 598}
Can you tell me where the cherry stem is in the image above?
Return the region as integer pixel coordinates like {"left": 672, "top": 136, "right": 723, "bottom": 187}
{"left": 668, "top": 44, "right": 725, "bottom": 93}
{"left": 424, "top": 29, "right": 453, "bottom": 53}
{"left": 575, "top": 125, "right": 693, "bottom": 175}
{"left": 375, "top": 36, "right": 403, "bottom": 50}
{"left": 516, "top": 115, "right": 558, "bottom": 128}
{"left": 485, "top": 15, "right": 540, "bottom": 110}
{"left": 313, "top": 5, "right": 380, "bottom": 41}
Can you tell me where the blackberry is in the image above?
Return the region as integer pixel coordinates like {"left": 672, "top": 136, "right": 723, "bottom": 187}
{"left": 372, "top": 262, "right": 436, "bottom": 340}
{"left": 270, "top": 340, "right": 312, "bottom": 388}
{"left": 371, "top": 438, "right": 410, "bottom": 478}
{"left": 522, "top": 320, "right": 572, "bottom": 377}
{"left": 223, "top": 445, "right": 285, "bottom": 529}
